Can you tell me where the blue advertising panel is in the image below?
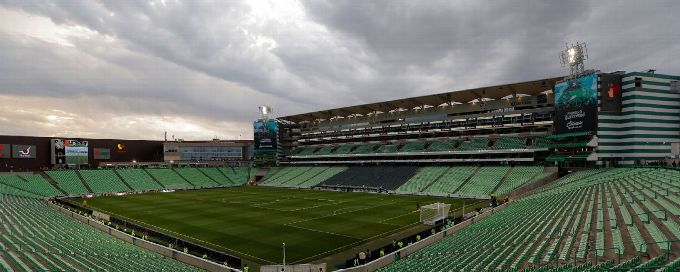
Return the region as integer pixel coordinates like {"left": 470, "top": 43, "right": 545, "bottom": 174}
{"left": 253, "top": 119, "right": 278, "bottom": 151}
{"left": 554, "top": 73, "right": 598, "bottom": 135}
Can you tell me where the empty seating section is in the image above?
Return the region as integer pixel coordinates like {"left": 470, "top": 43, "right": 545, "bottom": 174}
{"left": 380, "top": 167, "right": 680, "bottom": 271}
{"left": 425, "top": 166, "right": 476, "bottom": 194}
{"left": 262, "top": 166, "right": 311, "bottom": 186}
{"left": 145, "top": 169, "right": 192, "bottom": 189}
{"left": 531, "top": 136, "right": 551, "bottom": 148}
{"left": 457, "top": 138, "right": 489, "bottom": 151}
{"left": 293, "top": 136, "right": 549, "bottom": 157}
{"left": 298, "top": 166, "right": 347, "bottom": 187}
{"left": 296, "top": 147, "right": 317, "bottom": 155}
{"left": 396, "top": 166, "right": 449, "bottom": 193}
{"left": 375, "top": 145, "right": 398, "bottom": 153}
{"left": 332, "top": 144, "right": 355, "bottom": 154}
{"left": 46, "top": 170, "right": 90, "bottom": 195}
{"left": 219, "top": 167, "right": 250, "bottom": 184}
{"left": 198, "top": 167, "right": 233, "bottom": 185}
{"left": 0, "top": 194, "right": 201, "bottom": 272}
{"left": 399, "top": 141, "right": 428, "bottom": 152}
{"left": 351, "top": 143, "right": 379, "bottom": 154}
{"left": 116, "top": 169, "right": 163, "bottom": 191}
{"left": 79, "top": 170, "right": 130, "bottom": 194}
{"left": 454, "top": 166, "right": 510, "bottom": 195}
{"left": 0, "top": 175, "right": 61, "bottom": 197}
{"left": 322, "top": 166, "right": 418, "bottom": 190}
{"left": 494, "top": 166, "right": 545, "bottom": 195}
{"left": 314, "top": 146, "right": 334, "bottom": 155}
{"left": 491, "top": 137, "right": 526, "bottom": 149}
{"left": 174, "top": 168, "right": 217, "bottom": 187}
{"left": 426, "top": 140, "right": 456, "bottom": 152}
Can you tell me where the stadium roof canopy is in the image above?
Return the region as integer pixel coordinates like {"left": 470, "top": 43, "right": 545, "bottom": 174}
{"left": 279, "top": 76, "right": 564, "bottom": 123}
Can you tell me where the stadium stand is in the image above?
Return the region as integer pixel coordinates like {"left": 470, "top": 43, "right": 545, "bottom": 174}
{"left": 174, "top": 168, "right": 218, "bottom": 187}
{"left": 79, "top": 170, "right": 131, "bottom": 194}
{"left": 198, "top": 167, "right": 233, "bottom": 185}
{"left": 314, "top": 146, "right": 335, "bottom": 155}
{"left": 0, "top": 193, "right": 202, "bottom": 271}
{"left": 423, "top": 166, "right": 477, "bottom": 194}
{"left": 457, "top": 138, "right": 490, "bottom": 151}
{"left": 399, "top": 141, "right": 428, "bottom": 152}
{"left": 426, "top": 140, "right": 457, "bottom": 152}
{"left": 493, "top": 166, "right": 545, "bottom": 195}
{"left": 332, "top": 144, "right": 355, "bottom": 154}
{"left": 379, "top": 167, "right": 680, "bottom": 271}
{"left": 375, "top": 144, "right": 398, "bottom": 153}
{"left": 145, "top": 168, "right": 193, "bottom": 189}
{"left": 395, "top": 166, "right": 450, "bottom": 193}
{"left": 0, "top": 174, "right": 61, "bottom": 197}
{"left": 45, "top": 170, "right": 90, "bottom": 195}
{"left": 454, "top": 166, "right": 510, "bottom": 195}
{"left": 116, "top": 168, "right": 164, "bottom": 191}
{"left": 491, "top": 136, "right": 527, "bottom": 150}
{"left": 218, "top": 167, "right": 250, "bottom": 185}
{"left": 297, "top": 166, "right": 347, "bottom": 187}
{"left": 321, "top": 166, "right": 418, "bottom": 190}
{"left": 351, "top": 143, "right": 379, "bottom": 154}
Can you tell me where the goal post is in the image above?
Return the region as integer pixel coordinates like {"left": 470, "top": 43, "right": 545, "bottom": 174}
{"left": 420, "top": 203, "right": 451, "bottom": 226}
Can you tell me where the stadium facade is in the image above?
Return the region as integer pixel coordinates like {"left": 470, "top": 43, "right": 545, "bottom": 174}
{"left": 0, "top": 135, "right": 253, "bottom": 171}
{"left": 258, "top": 70, "right": 680, "bottom": 167}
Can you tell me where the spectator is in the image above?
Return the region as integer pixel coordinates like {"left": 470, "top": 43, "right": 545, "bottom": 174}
{"left": 380, "top": 248, "right": 385, "bottom": 257}
{"left": 359, "top": 250, "right": 366, "bottom": 264}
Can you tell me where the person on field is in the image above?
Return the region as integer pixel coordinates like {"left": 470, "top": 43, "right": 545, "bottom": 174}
{"left": 380, "top": 248, "right": 385, "bottom": 257}
{"left": 242, "top": 264, "right": 249, "bottom": 272}
{"left": 416, "top": 234, "right": 421, "bottom": 242}
{"left": 358, "top": 250, "right": 366, "bottom": 264}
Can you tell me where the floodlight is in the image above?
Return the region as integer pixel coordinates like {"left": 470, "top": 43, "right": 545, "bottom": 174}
{"left": 559, "top": 42, "right": 588, "bottom": 79}
{"left": 258, "top": 105, "right": 272, "bottom": 116}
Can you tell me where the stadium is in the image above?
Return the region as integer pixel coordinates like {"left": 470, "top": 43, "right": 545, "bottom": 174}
{"left": 2, "top": 61, "right": 680, "bottom": 271}
{"left": 2, "top": 2, "right": 680, "bottom": 272}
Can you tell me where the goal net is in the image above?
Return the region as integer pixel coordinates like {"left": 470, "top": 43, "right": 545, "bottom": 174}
{"left": 420, "top": 203, "right": 451, "bottom": 226}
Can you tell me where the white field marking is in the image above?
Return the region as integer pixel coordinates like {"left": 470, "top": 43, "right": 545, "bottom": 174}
{"left": 283, "top": 224, "right": 361, "bottom": 240}
{"left": 86, "top": 206, "right": 275, "bottom": 264}
{"left": 378, "top": 210, "right": 419, "bottom": 224}
{"left": 288, "top": 200, "right": 399, "bottom": 226}
{"left": 292, "top": 220, "right": 423, "bottom": 264}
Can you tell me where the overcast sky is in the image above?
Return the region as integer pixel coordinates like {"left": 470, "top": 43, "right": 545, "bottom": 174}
{"left": 1, "top": 0, "right": 678, "bottom": 140}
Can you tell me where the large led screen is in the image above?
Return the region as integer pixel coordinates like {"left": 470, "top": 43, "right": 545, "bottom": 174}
{"left": 554, "top": 73, "right": 598, "bottom": 135}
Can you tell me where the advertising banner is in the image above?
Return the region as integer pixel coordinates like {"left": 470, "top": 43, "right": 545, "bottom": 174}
{"left": 554, "top": 73, "right": 598, "bottom": 135}
{"left": 600, "top": 73, "right": 623, "bottom": 113}
{"left": 0, "top": 144, "right": 9, "bottom": 158}
{"left": 254, "top": 119, "right": 278, "bottom": 151}
{"left": 12, "top": 144, "right": 36, "bottom": 159}
{"left": 93, "top": 148, "right": 111, "bottom": 160}
{"left": 52, "top": 139, "right": 89, "bottom": 164}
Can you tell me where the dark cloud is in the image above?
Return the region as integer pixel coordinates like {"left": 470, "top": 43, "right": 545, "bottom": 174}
{"left": 0, "top": 0, "right": 679, "bottom": 139}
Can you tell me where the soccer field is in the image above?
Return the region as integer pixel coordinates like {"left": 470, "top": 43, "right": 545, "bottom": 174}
{"left": 79, "top": 186, "right": 487, "bottom": 266}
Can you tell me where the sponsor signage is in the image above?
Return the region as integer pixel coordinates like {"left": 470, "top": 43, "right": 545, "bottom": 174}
{"left": 600, "top": 73, "right": 623, "bottom": 113}
{"left": 254, "top": 119, "right": 278, "bottom": 151}
{"left": 116, "top": 143, "right": 127, "bottom": 153}
{"left": 0, "top": 144, "right": 9, "bottom": 158}
{"left": 93, "top": 148, "right": 111, "bottom": 160}
{"left": 12, "top": 144, "right": 36, "bottom": 159}
{"left": 554, "top": 73, "right": 598, "bottom": 135}
{"left": 52, "top": 139, "right": 89, "bottom": 164}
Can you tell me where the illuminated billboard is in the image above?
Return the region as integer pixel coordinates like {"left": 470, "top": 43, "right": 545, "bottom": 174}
{"left": 93, "top": 148, "right": 111, "bottom": 160}
{"left": 0, "top": 144, "right": 9, "bottom": 158}
{"left": 52, "top": 139, "right": 89, "bottom": 164}
{"left": 12, "top": 144, "right": 36, "bottom": 159}
{"left": 253, "top": 119, "right": 278, "bottom": 151}
{"left": 554, "top": 73, "right": 598, "bottom": 135}
{"left": 600, "top": 73, "right": 623, "bottom": 113}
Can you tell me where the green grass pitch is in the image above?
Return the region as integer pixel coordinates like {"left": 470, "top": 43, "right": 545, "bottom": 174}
{"left": 80, "top": 186, "right": 486, "bottom": 266}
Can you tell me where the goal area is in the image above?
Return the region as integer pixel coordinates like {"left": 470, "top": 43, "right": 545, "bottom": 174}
{"left": 420, "top": 203, "right": 451, "bottom": 226}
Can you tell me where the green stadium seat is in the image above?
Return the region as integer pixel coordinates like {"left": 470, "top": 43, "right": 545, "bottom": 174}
{"left": 45, "top": 170, "right": 90, "bottom": 195}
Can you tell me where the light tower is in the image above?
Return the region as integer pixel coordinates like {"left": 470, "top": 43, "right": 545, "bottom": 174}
{"left": 258, "top": 105, "right": 272, "bottom": 126}
{"left": 559, "top": 42, "right": 588, "bottom": 80}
